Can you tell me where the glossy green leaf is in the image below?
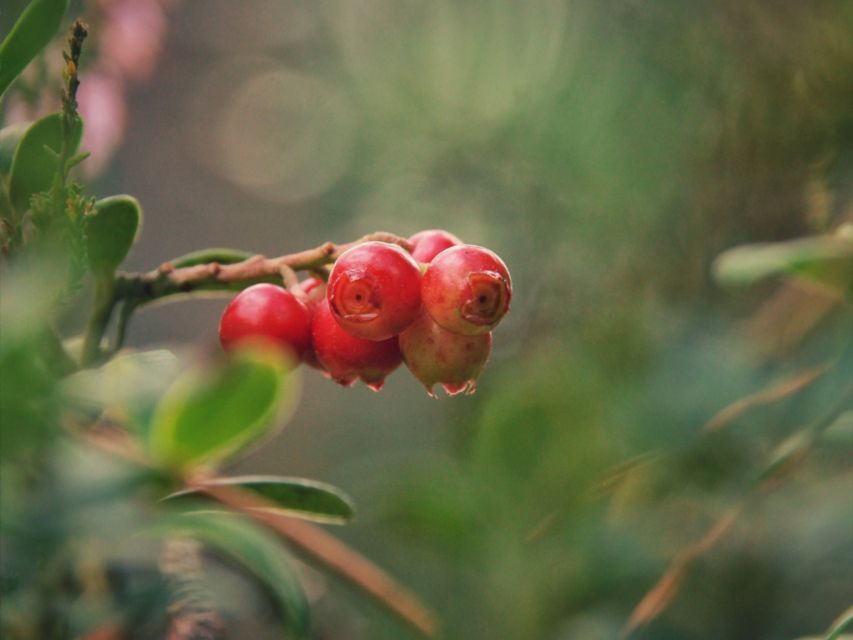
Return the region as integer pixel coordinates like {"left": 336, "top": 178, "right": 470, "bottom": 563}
{"left": 8, "top": 112, "right": 83, "bottom": 218}
{"left": 152, "top": 511, "right": 309, "bottom": 636}
{"left": 0, "top": 122, "right": 30, "bottom": 177}
{"left": 0, "top": 0, "right": 69, "bottom": 98}
{"left": 85, "top": 195, "right": 142, "bottom": 277}
{"left": 148, "top": 347, "right": 295, "bottom": 469}
{"left": 164, "top": 475, "right": 355, "bottom": 525}
{"left": 713, "top": 226, "right": 853, "bottom": 297}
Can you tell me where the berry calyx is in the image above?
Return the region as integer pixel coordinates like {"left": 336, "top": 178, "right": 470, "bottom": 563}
{"left": 408, "top": 229, "right": 462, "bottom": 263}
{"left": 327, "top": 241, "right": 422, "bottom": 341}
{"left": 219, "top": 283, "right": 312, "bottom": 360}
{"left": 311, "top": 299, "right": 402, "bottom": 390}
{"left": 421, "top": 245, "right": 511, "bottom": 336}
{"left": 399, "top": 311, "right": 491, "bottom": 397}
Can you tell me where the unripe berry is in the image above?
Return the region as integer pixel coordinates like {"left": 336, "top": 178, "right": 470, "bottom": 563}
{"left": 399, "top": 311, "right": 491, "bottom": 397}
{"left": 408, "top": 229, "right": 462, "bottom": 263}
{"left": 328, "top": 241, "right": 422, "bottom": 341}
{"left": 219, "top": 283, "right": 312, "bottom": 360}
{"left": 311, "top": 299, "right": 402, "bottom": 390}
{"left": 421, "top": 245, "right": 511, "bottom": 336}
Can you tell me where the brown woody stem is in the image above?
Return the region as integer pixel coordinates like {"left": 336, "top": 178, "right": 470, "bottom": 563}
{"left": 114, "top": 232, "right": 411, "bottom": 306}
{"left": 81, "top": 232, "right": 412, "bottom": 364}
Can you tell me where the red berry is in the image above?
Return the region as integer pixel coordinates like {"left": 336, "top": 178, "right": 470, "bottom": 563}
{"left": 297, "top": 277, "right": 328, "bottom": 370}
{"left": 219, "top": 283, "right": 312, "bottom": 360}
{"left": 311, "top": 299, "right": 402, "bottom": 390}
{"left": 421, "top": 245, "right": 511, "bottom": 336}
{"left": 408, "top": 229, "right": 462, "bottom": 263}
{"left": 399, "top": 311, "right": 491, "bottom": 397}
{"left": 327, "top": 241, "right": 422, "bottom": 341}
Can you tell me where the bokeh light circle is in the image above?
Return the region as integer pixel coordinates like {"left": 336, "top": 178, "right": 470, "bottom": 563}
{"left": 214, "top": 67, "right": 356, "bottom": 204}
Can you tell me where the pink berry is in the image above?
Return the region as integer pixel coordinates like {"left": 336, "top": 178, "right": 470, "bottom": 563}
{"left": 311, "top": 299, "right": 402, "bottom": 390}
{"left": 219, "top": 283, "right": 312, "bottom": 360}
{"left": 399, "top": 311, "right": 491, "bottom": 397}
{"left": 408, "top": 229, "right": 462, "bottom": 263}
{"left": 421, "top": 245, "right": 511, "bottom": 336}
{"left": 327, "top": 241, "right": 422, "bottom": 341}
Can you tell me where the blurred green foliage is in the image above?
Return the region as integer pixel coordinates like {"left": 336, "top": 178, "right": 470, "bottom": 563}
{"left": 2, "top": 1, "right": 853, "bottom": 639}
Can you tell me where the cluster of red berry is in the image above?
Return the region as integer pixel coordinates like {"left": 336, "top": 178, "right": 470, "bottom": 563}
{"left": 219, "top": 230, "right": 512, "bottom": 396}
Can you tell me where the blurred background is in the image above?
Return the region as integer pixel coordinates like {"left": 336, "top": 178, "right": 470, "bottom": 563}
{"left": 2, "top": 1, "right": 852, "bottom": 638}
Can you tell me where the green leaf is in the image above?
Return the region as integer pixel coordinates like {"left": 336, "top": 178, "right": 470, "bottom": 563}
{"left": 152, "top": 511, "right": 309, "bottom": 637}
{"left": 8, "top": 112, "right": 83, "bottom": 218}
{"left": 163, "top": 475, "right": 355, "bottom": 525}
{"left": 0, "top": 121, "right": 30, "bottom": 177}
{"left": 148, "top": 347, "right": 296, "bottom": 470}
{"left": 170, "top": 247, "right": 254, "bottom": 268}
{"left": 0, "top": 0, "right": 69, "bottom": 98}
{"left": 85, "top": 195, "right": 142, "bottom": 277}
{"left": 712, "top": 226, "right": 853, "bottom": 297}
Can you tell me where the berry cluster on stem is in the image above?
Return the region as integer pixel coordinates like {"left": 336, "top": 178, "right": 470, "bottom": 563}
{"left": 216, "top": 230, "right": 512, "bottom": 396}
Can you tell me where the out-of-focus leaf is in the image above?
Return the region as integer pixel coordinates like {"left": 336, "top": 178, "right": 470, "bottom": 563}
{"left": 8, "top": 112, "right": 83, "bottom": 218}
{"left": 0, "top": 343, "right": 58, "bottom": 459}
{"left": 151, "top": 511, "right": 309, "bottom": 636}
{"left": 713, "top": 227, "right": 853, "bottom": 297}
{"left": 758, "top": 430, "right": 815, "bottom": 485}
{"left": 0, "top": 258, "right": 65, "bottom": 346}
{"left": 821, "top": 410, "right": 853, "bottom": 446}
{"left": 148, "top": 347, "right": 295, "bottom": 470}
{"left": 85, "top": 195, "right": 142, "bottom": 277}
{"left": 702, "top": 365, "right": 830, "bottom": 433}
{"left": 62, "top": 349, "right": 180, "bottom": 426}
{"left": 622, "top": 507, "right": 741, "bottom": 637}
{"left": 0, "top": 0, "right": 69, "bottom": 98}
{"left": 164, "top": 475, "right": 355, "bottom": 525}
{"left": 0, "top": 259, "right": 67, "bottom": 458}
{"left": 0, "top": 121, "right": 29, "bottom": 176}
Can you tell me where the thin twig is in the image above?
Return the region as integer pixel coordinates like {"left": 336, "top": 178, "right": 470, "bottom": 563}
{"left": 622, "top": 382, "right": 853, "bottom": 638}
{"left": 81, "top": 277, "right": 116, "bottom": 366}
{"left": 117, "top": 232, "right": 411, "bottom": 307}
{"left": 702, "top": 364, "right": 831, "bottom": 433}
{"left": 620, "top": 505, "right": 743, "bottom": 639}
{"left": 53, "top": 20, "right": 87, "bottom": 207}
